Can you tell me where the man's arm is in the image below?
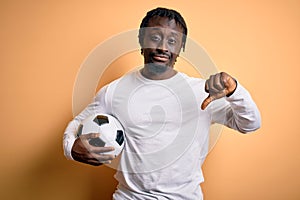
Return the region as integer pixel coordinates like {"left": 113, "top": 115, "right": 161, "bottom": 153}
{"left": 202, "top": 72, "right": 261, "bottom": 133}
{"left": 210, "top": 83, "right": 261, "bottom": 133}
{"left": 63, "top": 85, "right": 116, "bottom": 165}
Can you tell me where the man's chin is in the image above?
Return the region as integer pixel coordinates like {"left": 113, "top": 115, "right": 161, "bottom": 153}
{"left": 145, "top": 63, "right": 168, "bottom": 74}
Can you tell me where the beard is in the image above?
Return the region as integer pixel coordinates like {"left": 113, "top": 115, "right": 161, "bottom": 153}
{"left": 144, "top": 62, "right": 169, "bottom": 75}
{"left": 145, "top": 63, "right": 168, "bottom": 74}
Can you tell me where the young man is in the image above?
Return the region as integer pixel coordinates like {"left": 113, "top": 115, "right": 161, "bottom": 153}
{"left": 64, "top": 7, "right": 261, "bottom": 199}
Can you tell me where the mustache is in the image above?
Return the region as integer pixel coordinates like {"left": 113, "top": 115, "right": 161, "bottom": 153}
{"left": 150, "top": 52, "right": 171, "bottom": 59}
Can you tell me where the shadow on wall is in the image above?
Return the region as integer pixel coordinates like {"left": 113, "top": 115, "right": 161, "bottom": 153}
{"left": 1, "top": 128, "right": 118, "bottom": 200}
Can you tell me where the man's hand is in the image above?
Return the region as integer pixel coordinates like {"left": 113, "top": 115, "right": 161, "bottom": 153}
{"left": 201, "top": 72, "right": 237, "bottom": 110}
{"left": 71, "top": 133, "right": 115, "bottom": 166}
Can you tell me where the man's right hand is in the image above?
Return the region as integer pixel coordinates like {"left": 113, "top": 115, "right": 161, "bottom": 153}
{"left": 71, "top": 133, "right": 115, "bottom": 166}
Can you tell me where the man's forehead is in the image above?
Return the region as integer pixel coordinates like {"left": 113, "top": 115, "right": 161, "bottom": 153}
{"left": 146, "top": 27, "right": 183, "bottom": 38}
{"left": 146, "top": 16, "right": 184, "bottom": 33}
{"left": 148, "top": 16, "right": 176, "bottom": 24}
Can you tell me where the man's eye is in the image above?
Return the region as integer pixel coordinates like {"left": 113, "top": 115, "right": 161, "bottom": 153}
{"left": 168, "top": 38, "right": 176, "bottom": 45}
{"left": 150, "top": 35, "right": 161, "bottom": 41}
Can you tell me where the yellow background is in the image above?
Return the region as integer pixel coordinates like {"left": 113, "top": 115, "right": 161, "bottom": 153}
{"left": 1, "top": 0, "right": 299, "bottom": 199}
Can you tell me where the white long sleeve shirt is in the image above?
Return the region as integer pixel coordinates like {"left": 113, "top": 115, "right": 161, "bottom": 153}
{"left": 63, "top": 70, "right": 261, "bottom": 200}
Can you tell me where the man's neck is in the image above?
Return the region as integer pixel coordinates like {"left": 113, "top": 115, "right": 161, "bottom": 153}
{"left": 140, "top": 67, "right": 177, "bottom": 80}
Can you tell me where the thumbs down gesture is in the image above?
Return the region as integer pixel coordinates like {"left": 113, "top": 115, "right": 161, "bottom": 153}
{"left": 201, "top": 72, "right": 237, "bottom": 110}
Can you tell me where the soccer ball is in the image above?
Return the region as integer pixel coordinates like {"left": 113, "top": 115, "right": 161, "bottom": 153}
{"left": 76, "top": 113, "right": 125, "bottom": 156}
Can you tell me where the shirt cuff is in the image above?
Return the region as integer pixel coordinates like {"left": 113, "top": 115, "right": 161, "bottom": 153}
{"left": 63, "top": 135, "right": 76, "bottom": 160}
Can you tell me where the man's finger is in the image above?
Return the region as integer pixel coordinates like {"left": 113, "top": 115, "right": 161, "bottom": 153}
{"left": 215, "top": 73, "right": 225, "bottom": 90}
{"left": 78, "top": 133, "right": 101, "bottom": 147}
{"left": 90, "top": 146, "right": 115, "bottom": 153}
{"left": 80, "top": 133, "right": 100, "bottom": 140}
{"left": 204, "top": 80, "right": 209, "bottom": 93}
{"left": 90, "top": 152, "right": 115, "bottom": 161}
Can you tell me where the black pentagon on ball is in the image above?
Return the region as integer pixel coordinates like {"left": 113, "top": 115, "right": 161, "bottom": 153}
{"left": 93, "top": 115, "right": 109, "bottom": 126}
{"left": 115, "top": 130, "right": 124, "bottom": 145}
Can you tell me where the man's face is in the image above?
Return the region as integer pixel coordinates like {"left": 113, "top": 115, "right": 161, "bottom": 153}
{"left": 142, "top": 16, "right": 184, "bottom": 73}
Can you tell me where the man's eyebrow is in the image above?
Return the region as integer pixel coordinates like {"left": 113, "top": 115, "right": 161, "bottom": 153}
{"left": 148, "top": 27, "right": 181, "bottom": 37}
{"left": 170, "top": 32, "right": 180, "bottom": 37}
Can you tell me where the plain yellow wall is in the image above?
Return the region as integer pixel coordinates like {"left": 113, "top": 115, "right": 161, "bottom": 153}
{"left": 1, "top": 0, "right": 299, "bottom": 200}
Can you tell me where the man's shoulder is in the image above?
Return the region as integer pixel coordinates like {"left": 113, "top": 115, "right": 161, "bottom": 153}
{"left": 97, "top": 70, "right": 139, "bottom": 96}
{"left": 177, "top": 72, "right": 205, "bottom": 85}
{"left": 101, "top": 70, "right": 137, "bottom": 88}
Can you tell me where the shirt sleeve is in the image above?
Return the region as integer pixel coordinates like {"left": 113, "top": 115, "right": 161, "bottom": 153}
{"left": 63, "top": 85, "right": 109, "bottom": 160}
{"left": 209, "top": 82, "right": 261, "bottom": 133}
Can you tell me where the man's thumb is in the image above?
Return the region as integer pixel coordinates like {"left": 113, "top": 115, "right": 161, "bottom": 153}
{"left": 201, "top": 95, "right": 214, "bottom": 110}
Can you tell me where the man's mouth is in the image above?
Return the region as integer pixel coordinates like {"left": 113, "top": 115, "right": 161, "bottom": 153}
{"left": 152, "top": 54, "right": 170, "bottom": 63}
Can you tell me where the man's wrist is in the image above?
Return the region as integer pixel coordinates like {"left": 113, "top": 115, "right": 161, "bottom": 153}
{"left": 226, "top": 79, "right": 238, "bottom": 97}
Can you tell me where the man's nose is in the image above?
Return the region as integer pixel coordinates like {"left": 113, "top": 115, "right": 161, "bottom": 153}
{"left": 157, "top": 40, "right": 169, "bottom": 52}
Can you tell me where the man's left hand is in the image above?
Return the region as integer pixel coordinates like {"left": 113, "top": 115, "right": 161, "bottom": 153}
{"left": 201, "top": 72, "right": 237, "bottom": 110}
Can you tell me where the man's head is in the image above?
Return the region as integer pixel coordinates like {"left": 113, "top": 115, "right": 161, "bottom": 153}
{"left": 138, "top": 8, "right": 188, "bottom": 74}
{"left": 139, "top": 7, "right": 188, "bottom": 52}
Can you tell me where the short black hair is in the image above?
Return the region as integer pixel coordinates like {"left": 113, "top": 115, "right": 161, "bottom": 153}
{"left": 138, "top": 7, "right": 188, "bottom": 52}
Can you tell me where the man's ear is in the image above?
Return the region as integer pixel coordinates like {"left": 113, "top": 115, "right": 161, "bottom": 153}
{"left": 181, "top": 42, "right": 185, "bottom": 52}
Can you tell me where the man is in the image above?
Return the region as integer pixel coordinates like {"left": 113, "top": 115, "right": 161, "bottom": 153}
{"left": 64, "top": 7, "right": 261, "bottom": 199}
